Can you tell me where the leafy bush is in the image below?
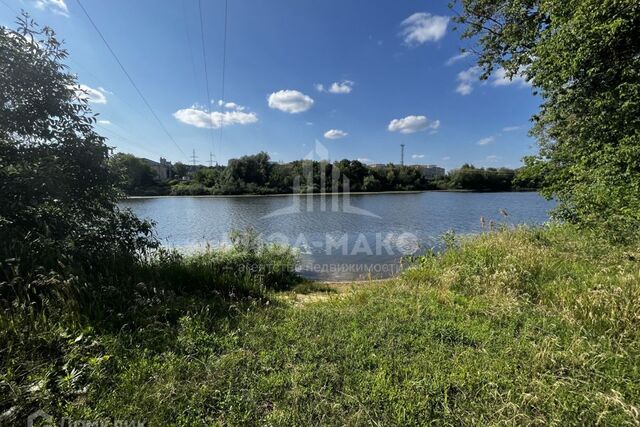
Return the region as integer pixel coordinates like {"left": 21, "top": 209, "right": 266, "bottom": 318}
{"left": 0, "top": 16, "right": 157, "bottom": 292}
{"left": 169, "top": 183, "right": 210, "bottom": 196}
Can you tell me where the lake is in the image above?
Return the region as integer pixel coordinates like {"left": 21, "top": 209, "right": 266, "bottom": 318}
{"left": 122, "top": 191, "right": 555, "bottom": 281}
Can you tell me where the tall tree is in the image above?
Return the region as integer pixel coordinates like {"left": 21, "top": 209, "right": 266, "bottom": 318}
{"left": 109, "top": 153, "right": 159, "bottom": 194}
{"left": 0, "top": 15, "right": 155, "bottom": 279}
{"left": 453, "top": 0, "right": 640, "bottom": 238}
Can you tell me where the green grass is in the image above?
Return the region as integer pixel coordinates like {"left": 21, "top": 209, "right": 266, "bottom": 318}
{"left": 2, "top": 225, "right": 640, "bottom": 425}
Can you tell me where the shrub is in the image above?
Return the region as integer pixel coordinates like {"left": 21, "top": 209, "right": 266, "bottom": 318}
{"left": 0, "top": 16, "right": 157, "bottom": 293}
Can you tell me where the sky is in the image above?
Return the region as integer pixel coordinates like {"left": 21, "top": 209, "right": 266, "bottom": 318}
{"left": 1, "top": 0, "right": 540, "bottom": 170}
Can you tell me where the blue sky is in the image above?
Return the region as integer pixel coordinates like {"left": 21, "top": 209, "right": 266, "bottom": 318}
{"left": 1, "top": 0, "right": 540, "bottom": 170}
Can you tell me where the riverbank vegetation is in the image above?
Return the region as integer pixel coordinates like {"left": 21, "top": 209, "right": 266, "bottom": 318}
{"left": 2, "top": 225, "right": 639, "bottom": 424}
{"left": 111, "top": 151, "right": 538, "bottom": 196}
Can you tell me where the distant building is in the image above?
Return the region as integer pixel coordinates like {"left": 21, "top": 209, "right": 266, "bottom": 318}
{"left": 411, "top": 164, "right": 445, "bottom": 179}
{"left": 141, "top": 157, "right": 173, "bottom": 182}
{"left": 367, "top": 163, "right": 445, "bottom": 178}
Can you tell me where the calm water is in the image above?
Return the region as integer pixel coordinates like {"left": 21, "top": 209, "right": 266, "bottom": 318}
{"left": 121, "top": 192, "right": 554, "bottom": 281}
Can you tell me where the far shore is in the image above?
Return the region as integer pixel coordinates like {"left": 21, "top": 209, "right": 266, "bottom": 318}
{"left": 126, "top": 189, "right": 538, "bottom": 200}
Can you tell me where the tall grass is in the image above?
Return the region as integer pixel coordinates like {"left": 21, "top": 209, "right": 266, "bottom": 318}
{"left": 0, "top": 236, "right": 299, "bottom": 424}
{"left": 1, "top": 225, "right": 639, "bottom": 425}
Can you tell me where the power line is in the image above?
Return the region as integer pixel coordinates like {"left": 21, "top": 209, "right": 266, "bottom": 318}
{"left": 218, "top": 0, "right": 229, "bottom": 163}
{"left": 96, "top": 124, "right": 162, "bottom": 158}
{"left": 3, "top": 0, "right": 169, "bottom": 159}
{"left": 0, "top": 0, "right": 17, "bottom": 14}
{"left": 208, "top": 151, "right": 217, "bottom": 167}
{"left": 197, "top": 0, "right": 216, "bottom": 154}
{"left": 74, "top": 0, "right": 188, "bottom": 160}
{"left": 181, "top": 0, "right": 199, "bottom": 95}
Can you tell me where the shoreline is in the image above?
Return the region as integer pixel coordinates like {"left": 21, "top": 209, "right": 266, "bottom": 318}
{"left": 126, "top": 189, "right": 538, "bottom": 200}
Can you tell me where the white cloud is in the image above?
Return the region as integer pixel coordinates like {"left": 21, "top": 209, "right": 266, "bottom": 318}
{"left": 445, "top": 51, "right": 471, "bottom": 66}
{"left": 486, "top": 155, "right": 500, "bottom": 162}
{"left": 329, "top": 80, "right": 354, "bottom": 94}
{"left": 400, "top": 12, "right": 449, "bottom": 45}
{"left": 224, "top": 102, "right": 245, "bottom": 111}
{"left": 503, "top": 126, "right": 521, "bottom": 132}
{"left": 97, "top": 120, "right": 111, "bottom": 125}
{"left": 477, "top": 136, "right": 495, "bottom": 146}
{"left": 456, "top": 82, "right": 473, "bottom": 95}
{"left": 214, "top": 100, "right": 246, "bottom": 111}
{"left": 388, "top": 115, "right": 440, "bottom": 134}
{"left": 324, "top": 129, "right": 348, "bottom": 139}
{"left": 34, "top": 0, "right": 69, "bottom": 16}
{"left": 412, "top": 154, "right": 425, "bottom": 159}
{"left": 442, "top": 156, "right": 451, "bottom": 161}
{"left": 491, "top": 67, "right": 530, "bottom": 87}
{"left": 76, "top": 84, "right": 108, "bottom": 104}
{"left": 267, "top": 90, "right": 314, "bottom": 114}
{"left": 456, "top": 66, "right": 482, "bottom": 95}
{"left": 315, "top": 80, "right": 354, "bottom": 94}
{"left": 357, "top": 158, "right": 373, "bottom": 164}
{"left": 306, "top": 121, "right": 314, "bottom": 126}
{"left": 173, "top": 105, "right": 258, "bottom": 129}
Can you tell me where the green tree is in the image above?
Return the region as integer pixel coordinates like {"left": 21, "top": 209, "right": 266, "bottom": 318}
{"left": 362, "top": 174, "right": 382, "bottom": 192}
{"left": 334, "top": 159, "right": 368, "bottom": 191}
{"left": 268, "top": 163, "right": 294, "bottom": 192}
{"left": 173, "top": 162, "right": 189, "bottom": 179}
{"left": 453, "top": 0, "right": 640, "bottom": 238}
{"left": 222, "top": 152, "right": 273, "bottom": 192}
{"left": 0, "top": 16, "right": 155, "bottom": 281}
{"left": 109, "top": 153, "right": 159, "bottom": 194}
{"left": 193, "top": 167, "right": 221, "bottom": 188}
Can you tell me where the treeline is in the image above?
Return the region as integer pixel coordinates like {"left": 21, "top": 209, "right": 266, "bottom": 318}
{"left": 110, "top": 152, "right": 539, "bottom": 196}
{"left": 435, "top": 163, "right": 541, "bottom": 192}
{"left": 175, "top": 153, "right": 433, "bottom": 195}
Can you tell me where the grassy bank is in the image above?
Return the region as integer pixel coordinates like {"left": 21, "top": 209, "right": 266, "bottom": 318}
{"left": 2, "top": 225, "right": 639, "bottom": 425}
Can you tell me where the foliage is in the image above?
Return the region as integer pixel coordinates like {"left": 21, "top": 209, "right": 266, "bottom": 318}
{"left": 2, "top": 226, "right": 639, "bottom": 424}
{"left": 120, "top": 151, "right": 537, "bottom": 195}
{"left": 172, "top": 161, "right": 189, "bottom": 179}
{"left": 438, "top": 164, "right": 513, "bottom": 191}
{"left": 0, "top": 237, "right": 300, "bottom": 424}
{"left": 108, "top": 153, "right": 167, "bottom": 196}
{"left": 453, "top": 0, "right": 640, "bottom": 238}
{"left": 169, "top": 182, "right": 210, "bottom": 196}
{"left": 192, "top": 165, "right": 222, "bottom": 187}
{"left": 119, "top": 152, "right": 451, "bottom": 195}
{"left": 0, "top": 15, "right": 156, "bottom": 284}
